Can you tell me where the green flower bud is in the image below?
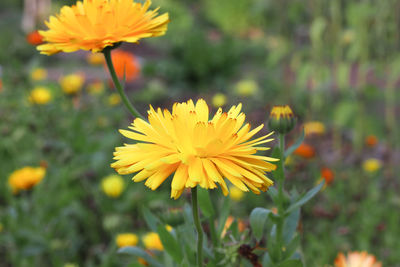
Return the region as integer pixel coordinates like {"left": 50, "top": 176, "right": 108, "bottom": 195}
{"left": 268, "top": 105, "right": 296, "bottom": 134}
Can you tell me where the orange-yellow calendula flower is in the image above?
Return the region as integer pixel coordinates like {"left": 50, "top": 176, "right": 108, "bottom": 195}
{"left": 116, "top": 233, "right": 138, "bottom": 247}
{"left": 142, "top": 232, "right": 163, "bottom": 251}
{"left": 29, "top": 87, "right": 52, "bottom": 105}
{"left": 8, "top": 166, "right": 46, "bottom": 193}
{"left": 38, "top": 0, "right": 169, "bottom": 55}
{"left": 112, "top": 99, "right": 277, "bottom": 199}
{"left": 335, "top": 251, "right": 382, "bottom": 267}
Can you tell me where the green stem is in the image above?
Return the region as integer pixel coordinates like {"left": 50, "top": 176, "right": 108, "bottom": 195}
{"left": 191, "top": 187, "right": 204, "bottom": 267}
{"left": 209, "top": 217, "right": 218, "bottom": 247}
{"left": 102, "top": 47, "right": 144, "bottom": 119}
{"left": 276, "top": 133, "right": 286, "bottom": 261}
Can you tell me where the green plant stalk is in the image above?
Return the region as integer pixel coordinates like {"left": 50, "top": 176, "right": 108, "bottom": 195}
{"left": 276, "top": 133, "right": 286, "bottom": 261}
{"left": 192, "top": 187, "right": 204, "bottom": 267}
{"left": 103, "top": 48, "right": 144, "bottom": 119}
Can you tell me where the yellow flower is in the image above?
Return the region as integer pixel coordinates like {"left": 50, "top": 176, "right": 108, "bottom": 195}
{"left": 229, "top": 186, "right": 244, "bottom": 201}
{"left": 0, "top": 222, "right": 3, "bottom": 232}
{"left": 116, "top": 233, "right": 138, "bottom": 248}
{"left": 64, "top": 264, "right": 79, "bottom": 267}
{"left": 86, "top": 53, "right": 104, "bottom": 65}
{"left": 29, "top": 87, "right": 52, "bottom": 105}
{"left": 142, "top": 232, "right": 163, "bottom": 251}
{"left": 108, "top": 93, "right": 121, "bottom": 106}
{"left": 31, "top": 68, "right": 48, "bottom": 81}
{"left": 38, "top": 0, "right": 169, "bottom": 55}
{"left": 341, "top": 29, "right": 355, "bottom": 45}
{"left": 111, "top": 99, "right": 277, "bottom": 199}
{"left": 8, "top": 166, "right": 46, "bottom": 193}
{"left": 101, "top": 174, "right": 125, "bottom": 198}
{"left": 235, "top": 79, "right": 258, "bottom": 97}
{"left": 362, "top": 158, "right": 382, "bottom": 173}
{"left": 59, "top": 74, "right": 85, "bottom": 95}
{"left": 335, "top": 251, "right": 382, "bottom": 267}
{"left": 87, "top": 81, "right": 105, "bottom": 95}
{"left": 212, "top": 93, "right": 227, "bottom": 107}
{"left": 304, "top": 121, "right": 325, "bottom": 136}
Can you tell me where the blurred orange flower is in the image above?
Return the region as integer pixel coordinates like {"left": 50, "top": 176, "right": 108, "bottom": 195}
{"left": 335, "top": 251, "right": 382, "bottom": 267}
{"left": 294, "top": 143, "right": 315, "bottom": 159}
{"left": 107, "top": 50, "right": 140, "bottom": 82}
{"left": 320, "top": 167, "right": 334, "bottom": 185}
{"left": 8, "top": 166, "right": 46, "bottom": 194}
{"left": 26, "top": 30, "right": 44, "bottom": 45}
{"left": 365, "top": 135, "right": 378, "bottom": 147}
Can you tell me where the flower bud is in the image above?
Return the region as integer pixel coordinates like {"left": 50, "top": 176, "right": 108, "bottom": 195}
{"left": 268, "top": 105, "right": 296, "bottom": 134}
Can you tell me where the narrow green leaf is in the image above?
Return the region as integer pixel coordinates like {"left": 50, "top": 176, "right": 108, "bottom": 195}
{"left": 262, "top": 252, "right": 274, "bottom": 267}
{"left": 142, "top": 207, "right": 160, "bottom": 231}
{"left": 118, "top": 246, "right": 163, "bottom": 267}
{"left": 283, "top": 208, "right": 300, "bottom": 244}
{"left": 198, "top": 187, "right": 215, "bottom": 217}
{"left": 217, "top": 197, "right": 231, "bottom": 237}
{"left": 249, "top": 208, "right": 271, "bottom": 240}
{"left": 284, "top": 129, "right": 305, "bottom": 158}
{"left": 267, "top": 186, "right": 279, "bottom": 203}
{"left": 286, "top": 181, "right": 324, "bottom": 214}
{"left": 277, "top": 259, "right": 303, "bottom": 267}
{"left": 157, "top": 224, "right": 183, "bottom": 263}
{"left": 282, "top": 234, "right": 300, "bottom": 260}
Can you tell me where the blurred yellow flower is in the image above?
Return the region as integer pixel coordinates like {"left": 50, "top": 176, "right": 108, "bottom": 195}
{"left": 59, "top": 74, "right": 85, "bottom": 95}
{"left": 235, "top": 79, "right": 258, "bottom": 97}
{"left": 8, "top": 166, "right": 46, "bottom": 193}
{"left": 335, "top": 251, "right": 382, "bottom": 267}
{"left": 101, "top": 174, "right": 125, "bottom": 198}
{"left": 64, "top": 264, "right": 79, "bottom": 267}
{"left": 87, "top": 81, "right": 105, "bottom": 95}
{"left": 229, "top": 186, "right": 244, "bottom": 201}
{"left": 116, "top": 233, "right": 138, "bottom": 248}
{"left": 38, "top": 0, "right": 169, "bottom": 55}
{"left": 86, "top": 53, "right": 104, "bottom": 65}
{"left": 31, "top": 68, "right": 48, "bottom": 81}
{"left": 212, "top": 93, "right": 227, "bottom": 107}
{"left": 0, "top": 222, "right": 3, "bottom": 232}
{"left": 108, "top": 93, "right": 121, "bottom": 106}
{"left": 143, "top": 232, "right": 163, "bottom": 251}
{"left": 111, "top": 99, "right": 277, "bottom": 199}
{"left": 362, "top": 158, "right": 382, "bottom": 173}
{"left": 304, "top": 121, "right": 325, "bottom": 136}
{"left": 341, "top": 29, "right": 355, "bottom": 45}
{"left": 165, "top": 225, "right": 173, "bottom": 232}
{"left": 29, "top": 87, "right": 52, "bottom": 105}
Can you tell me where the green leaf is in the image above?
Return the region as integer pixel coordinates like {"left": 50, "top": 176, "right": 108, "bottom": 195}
{"left": 142, "top": 207, "right": 160, "bottom": 231}
{"left": 249, "top": 208, "right": 271, "bottom": 240}
{"left": 267, "top": 187, "right": 279, "bottom": 203}
{"left": 217, "top": 197, "right": 231, "bottom": 237}
{"left": 283, "top": 208, "right": 300, "bottom": 244}
{"left": 118, "top": 246, "right": 163, "bottom": 267}
{"left": 284, "top": 129, "right": 305, "bottom": 158}
{"left": 286, "top": 181, "right": 324, "bottom": 214}
{"left": 157, "top": 224, "right": 183, "bottom": 263}
{"left": 277, "top": 259, "right": 303, "bottom": 267}
{"left": 198, "top": 187, "right": 215, "bottom": 217}
{"left": 262, "top": 252, "right": 273, "bottom": 267}
{"left": 282, "top": 234, "right": 300, "bottom": 260}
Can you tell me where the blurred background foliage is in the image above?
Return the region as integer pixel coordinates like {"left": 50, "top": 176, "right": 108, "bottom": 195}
{"left": 0, "top": 0, "right": 399, "bottom": 266}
